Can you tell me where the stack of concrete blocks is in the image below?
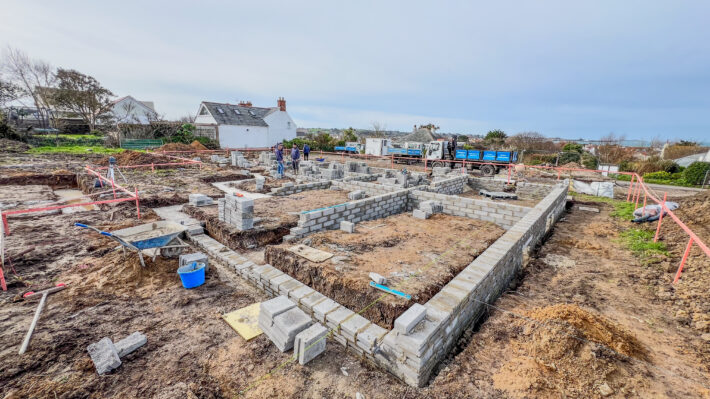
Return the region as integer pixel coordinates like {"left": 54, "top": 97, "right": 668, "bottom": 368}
{"left": 340, "top": 220, "right": 355, "bottom": 233}
{"left": 211, "top": 154, "right": 230, "bottom": 165}
{"left": 413, "top": 200, "right": 443, "bottom": 219}
{"left": 345, "top": 161, "right": 370, "bottom": 174}
{"left": 259, "top": 296, "right": 313, "bottom": 352}
{"left": 321, "top": 163, "right": 344, "bottom": 180}
{"left": 259, "top": 151, "right": 276, "bottom": 166}
{"left": 255, "top": 176, "right": 265, "bottom": 191}
{"left": 188, "top": 193, "right": 213, "bottom": 207}
{"left": 179, "top": 252, "right": 209, "bottom": 272}
{"left": 218, "top": 195, "right": 254, "bottom": 230}
{"left": 432, "top": 166, "right": 451, "bottom": 178}
{"left": 374, "top": 183, "right": 569, "bottom": 387}
{"left": 231, "top": 151, "right": 252, "bottom": 168}
{"left": 87, "top": 332, "right": 147, "bottom": 375}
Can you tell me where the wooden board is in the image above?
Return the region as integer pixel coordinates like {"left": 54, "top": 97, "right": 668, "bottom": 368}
{"left": 222, "top": 303, "right": 262, "bottom": 341}
{"left": 288, "top": 244, "right": 334, "bottom": 263}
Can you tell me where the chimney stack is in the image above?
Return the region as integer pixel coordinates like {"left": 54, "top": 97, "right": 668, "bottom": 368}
{"left": 277, "top": 97, "right": 286, "bottom": 112}
{"left": 238, "top": 101, "right": 252, "bottom": 107}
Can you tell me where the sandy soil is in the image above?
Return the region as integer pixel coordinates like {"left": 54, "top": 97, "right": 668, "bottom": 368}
{"left": 456, "top": 186, "right": 540, "bottom": 208}
{"left": 229, "top": 175, "right": 295, "bottom": 194}
{"left": 265, "top": 213, "right": 504, "bottom": 328}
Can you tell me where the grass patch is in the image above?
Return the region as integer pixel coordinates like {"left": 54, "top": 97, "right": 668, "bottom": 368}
{"left": 27, "top": 146, "right": 123, "bottom": 155}
{"left": 618, "top": 228, "right": 669, "bottom": 263}
{"left": 574, "top": 194, "right": 636, "bottom": 220}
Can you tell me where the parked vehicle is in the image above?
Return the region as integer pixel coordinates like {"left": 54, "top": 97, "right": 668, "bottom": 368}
{"left": 334, "top": 141, "right": 363, "bottom": 153}
{"left": 365, "top": 138, "right": 391, "bottom": 156}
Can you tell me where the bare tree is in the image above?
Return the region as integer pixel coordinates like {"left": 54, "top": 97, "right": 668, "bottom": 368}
{"left": 50, "top": 68, "right": 114, "bottom": 131}
{"left": 1, "top": 47, "right": 56, "bottom": 124}
{"left": 0, "top": 77, "right": 22, "bottom": 107}
{"left": 371, "top": 121, "right": 386, "bottom": 138}
{"left": 507, "top": 131, "right": 558, "bottom": 152}
{"left": 596, "top": 133, "right": 628, "bottom": 164}
{"left": 179, "top": 114, "right": 195, "bottom": 123}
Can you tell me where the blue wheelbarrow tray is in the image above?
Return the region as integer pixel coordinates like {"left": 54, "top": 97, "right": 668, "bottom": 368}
{"left": 111, "top": 221, "right": 187, "bottom": 250}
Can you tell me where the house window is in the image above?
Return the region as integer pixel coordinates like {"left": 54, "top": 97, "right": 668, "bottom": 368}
{"left": 199, "top": 106, "right": 209, "bottom": 115}
{"left": 233, "top": 109, "right": 241, "bottom": 115}
{"left": 248, "top": 110, "right": 256, "bottom": 116}
{"left": 287, "top": 121, "right": 291, "bottom": 128}
{"left": 217, "top": 107, "right": 224, "bottom": 114}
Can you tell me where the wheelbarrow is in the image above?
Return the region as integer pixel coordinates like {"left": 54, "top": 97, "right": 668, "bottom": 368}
{"left": 75, "top": 221, "right": 189, "bottom": 267}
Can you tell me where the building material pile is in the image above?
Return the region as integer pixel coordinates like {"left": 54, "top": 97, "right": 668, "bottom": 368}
{"left": 217, "top": 195, "right": 254, "bottom": 230}
{"left": 188, "top": 193, "right": 214, "bottom": 207}
{"left": 258, "top": 296, "right": 313, "bottom": 352}
{"left": 87, "top": 332, "right": 147, "bottom": 375}
{"left": 231, "top": 151, "right": 252, "bottom": 168}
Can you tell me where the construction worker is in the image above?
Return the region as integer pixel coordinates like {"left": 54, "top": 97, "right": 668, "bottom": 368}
{"left": 275, "top": 143, "right": 284, "bottom": 178}
{"left": 448, "top": 136, "right": 457, "bottom": 167}
{"left": 303, "top": 143, "right": 310, "bottom": 161}
{"left": 291, "top": 144, "right": 300, "bottom": 173}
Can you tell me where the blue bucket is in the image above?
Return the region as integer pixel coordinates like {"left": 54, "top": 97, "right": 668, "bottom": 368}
{"left": 177, "top": 262, "right": 206, "bottom": 289}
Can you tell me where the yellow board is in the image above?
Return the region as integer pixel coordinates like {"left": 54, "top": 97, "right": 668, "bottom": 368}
{"left": 222, "top": 303, "right": 263, "bottom": 341}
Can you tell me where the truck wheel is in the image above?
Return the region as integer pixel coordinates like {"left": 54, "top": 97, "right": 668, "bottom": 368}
{"left": 481, "top": 164, "right": 496, "bottom": 176}
{"left": 432, "top": 161, "right": 445, "bottom": 167}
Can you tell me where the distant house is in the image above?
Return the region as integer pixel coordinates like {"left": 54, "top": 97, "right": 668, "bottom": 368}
{"left": 194, "top": 98, "right": 296, "bottom": 148}
{"left": 111, "top": 96, "right": 158, "bottom": 125}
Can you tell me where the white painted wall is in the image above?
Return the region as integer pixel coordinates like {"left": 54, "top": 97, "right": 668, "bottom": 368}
{"left": 263, "top": 110, "right": 297, "bottom": 145}
{"left": 112, "top": 97, "right": 157, "bottom": 124}
{"left": 194, "top": 113, "right": 217, "bottom": 125}
{"left": 218, "top": 125, "right": 270, "bottom": 148}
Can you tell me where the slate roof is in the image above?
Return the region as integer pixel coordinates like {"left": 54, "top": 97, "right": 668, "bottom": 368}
{"left": 201, "top": 102, "right": 276, "bottom": 127}
{"left": 403, "top": 127, "right": 439, "bottom": 143}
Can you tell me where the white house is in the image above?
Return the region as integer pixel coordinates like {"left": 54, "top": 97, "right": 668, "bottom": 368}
{"left": 193, "top": 98, "right": 297, "bottom": 148}
{"left": 111, "top": 96, "right": 158, "bottom": 124}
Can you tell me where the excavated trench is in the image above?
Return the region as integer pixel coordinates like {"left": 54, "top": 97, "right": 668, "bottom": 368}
{"left": 183, "top": 205, "right": 292, "bottom": 250}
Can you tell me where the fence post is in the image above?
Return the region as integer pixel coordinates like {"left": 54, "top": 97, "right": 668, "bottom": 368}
{"left": 654, "top": 192, "right": 667, "bottom": 242}
{"left": 641, "top": 192, "right": 647, "bottom": 217}
{"left": 111, "top": 178, "right": 117, "bottom": 200}
{"left": 634, "top": 179, "right": 641, "bottom": 210}
{"left": 673, "top": 238, "right": 694, "bottom": 283}
{"left": 626, "top": 174, "right": 635, "bottom": 202}
{"left": 507, "top": 164, "right": 511, "bottom": 184}
{"left": 151, "top": 163, "right": 154, "bottom": 173}
{"left": 135, "top": 187, "right": 141, "bottom": 220}
{"left": 391, "top": 154, "right": 394, "bottom": 169}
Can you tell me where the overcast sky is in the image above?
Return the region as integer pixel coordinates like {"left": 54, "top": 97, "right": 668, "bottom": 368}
{"left": 2, "top": 1, "right": 709, "bottom": 140}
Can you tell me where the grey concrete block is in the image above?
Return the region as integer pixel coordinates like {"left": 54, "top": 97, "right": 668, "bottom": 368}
{"left": 87, "top": 337, "right": 121, "bottom": 375}
{"left": 394, "top": 303, "right": 427, "bottom": 335}
{"left": 115, "top": 332, "right": 147, "bottom": 358}
{"left": 295, "top": 323, "right": 329, "bottom": 365}
{"left": 369, "top": 272, "right": 387, "bottom": 285}
{"left": 260, "top": 295, "right": 296, "bottom": 320}
{"left": 412, "top": 209, "right": 430, "bottom": 219}
{"left": 340, "top": 221, "right": 355, "bottom": 233}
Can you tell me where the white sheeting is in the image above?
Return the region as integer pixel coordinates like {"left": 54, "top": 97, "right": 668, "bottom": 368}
{"left": 572, "top": 180, "right": 614, "bottom": 198}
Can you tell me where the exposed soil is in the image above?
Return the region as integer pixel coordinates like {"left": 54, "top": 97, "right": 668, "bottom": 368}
{"left": 457, "top": 186, "right": 539, "bottom": 208}
{"left": 0, "top": 169, "right": 77, "bottom": 187}
{"left": 98, "top": 150, "right": 181, "bottom": 167}
{"left": 184, "top": 189, "right": 350, "bottom": 250}
{"left": 265, "top": 213, "right": 504, "bottom": 328}
{"left": 0, "top": 139, "right": 30, "bottom": 153}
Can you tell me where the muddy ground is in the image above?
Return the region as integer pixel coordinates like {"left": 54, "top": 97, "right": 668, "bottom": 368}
{"left": 265, "top": 213, "right": 503, "bottom": 328}
{"left": 2, "top": 151, "right": 710, "bottom": 398}
{"left": 229, "top": 175, "right": 295, "bottom": 194}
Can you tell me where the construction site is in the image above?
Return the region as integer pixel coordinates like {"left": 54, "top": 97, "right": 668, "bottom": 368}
{"left": 1, "top": 146, "right": 710, "bottom": 399}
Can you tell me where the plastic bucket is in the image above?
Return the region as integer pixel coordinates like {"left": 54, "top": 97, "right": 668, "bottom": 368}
{"left": 177, "top": 262, "right": 206, "bottom": 289}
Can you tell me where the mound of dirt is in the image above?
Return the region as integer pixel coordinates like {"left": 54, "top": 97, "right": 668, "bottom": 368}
{"left": 155, "top": 142, "right": 193, "bottom": 152}
{"left": 560, "top": 162, "right": 582, "bottom": 169}
{"left": 0, "top": 138, "right": 31, "bottom": 153}
{"left": 491, "top": 304, "right": 647, "bottom": 398}
{"left": 190, "top": 140, "right": 208, "bottom": 151}
{"left": 99, "top": 150, "right": 167, "bottom": 166}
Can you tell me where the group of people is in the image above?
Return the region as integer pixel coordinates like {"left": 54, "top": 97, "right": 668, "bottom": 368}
{"left": 273, "top": 142, "right": 310, "bottom": 178}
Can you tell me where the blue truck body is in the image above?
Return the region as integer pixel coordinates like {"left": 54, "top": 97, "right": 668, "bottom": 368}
{"left": 455, "top": 150, "right": 518, "bottom": 163}
{"left": 387, "top": 148, "right": 423, "bottom": 156}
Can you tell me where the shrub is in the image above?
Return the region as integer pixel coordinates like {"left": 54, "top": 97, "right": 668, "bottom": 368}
{"left": 562, "top": 143, "right": 583, "bottom": 153}
{"left": 581, "top": 152, "right": 599, "bottom": 170}
{"left": 643, "top": 171, "right": 671, "bottom": 180}
{"left": 558, "top": 151, "right": 581, "bottom": 165}
{"left": 682, "top": 161, "right": 710, "bottom": 185}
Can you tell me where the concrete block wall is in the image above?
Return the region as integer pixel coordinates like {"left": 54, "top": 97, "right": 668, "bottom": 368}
{"left": 188, "top": 233, "right": 389, "bottom": 364}
{"left": 343, "top": 173, "right": 381, "bottom": 183}
{"left": 288, "top": 189, "right": 411, "bottom": 239}
{"left": 218, "top": 195, "right": 254, "bottom": 230}
{"left": 467, "top": 176, "right": 510, "bottom": 192}
{"left": 331, "top": 179, "right": 402, "bottom": 197}
{"left": 427, "top": 175, "right": 467, "bottom": 195}
{"left": 515, "top": 181, "right": 555, "bottom": 199}
{"left": 408, "top": 190, "right": 530, "bottom": 230}
{"left": 270, "top": 181, "right": 332, "bottom": 196}
{"left": 374, "top": 182, "right": 569, "bottom": 387}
